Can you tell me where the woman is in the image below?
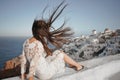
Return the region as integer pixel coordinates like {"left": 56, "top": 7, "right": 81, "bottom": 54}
{"left": 21, "top": 2, "right": 83, "bottom": 80}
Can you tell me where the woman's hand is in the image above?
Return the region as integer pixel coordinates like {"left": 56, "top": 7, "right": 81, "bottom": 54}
{"left": 21, "top": 74, "right": 25, "bottom": 80}
{"left": 21, "top": 74, "right": 34, "bottom": 80}
{"left": 29, "top": 76, "right": 34, "bottom": 80}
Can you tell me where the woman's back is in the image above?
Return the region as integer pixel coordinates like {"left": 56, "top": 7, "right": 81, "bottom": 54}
{"left": 21, "top": 38, "right": 65, "bottom": 80}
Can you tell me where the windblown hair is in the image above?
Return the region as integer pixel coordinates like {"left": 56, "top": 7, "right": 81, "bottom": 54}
{"left": 32, "top": 1, "right": 74, "bottom": 57}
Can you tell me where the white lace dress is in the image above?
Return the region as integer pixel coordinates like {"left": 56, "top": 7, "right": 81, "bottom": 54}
{"left": 21, "top": 39, "right": 65, "bottom": 80}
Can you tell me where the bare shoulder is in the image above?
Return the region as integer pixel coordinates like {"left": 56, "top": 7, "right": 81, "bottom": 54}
{"left": 29, "top": 37, "right": 37, "bottom": 44}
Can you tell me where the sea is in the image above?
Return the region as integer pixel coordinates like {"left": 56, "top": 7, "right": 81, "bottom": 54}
{"left": 0, "top": 37, "right": 28, "bottom": 69}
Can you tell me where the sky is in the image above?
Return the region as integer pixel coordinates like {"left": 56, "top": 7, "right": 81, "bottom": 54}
{"left": 0, "top": 0, "right": 120, "bottom": 37}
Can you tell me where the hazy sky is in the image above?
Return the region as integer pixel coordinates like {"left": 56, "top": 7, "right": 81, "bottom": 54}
{"left": 0, "top": 0, "right": 120, "bottom": 37}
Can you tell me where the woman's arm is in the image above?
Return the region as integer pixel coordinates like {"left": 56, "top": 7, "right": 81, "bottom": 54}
{"left": 21, "top": 43, "right": 27, "bottom": 80}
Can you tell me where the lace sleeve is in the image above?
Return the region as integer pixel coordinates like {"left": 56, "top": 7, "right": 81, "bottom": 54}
{"left": 28, "top": 42, "right": 44, "bottom": 77}
{"left": 21, "top": 43, "right": 27, "bottom": 75}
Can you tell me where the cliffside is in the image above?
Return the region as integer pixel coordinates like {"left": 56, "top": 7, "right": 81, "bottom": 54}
{"left": 2, "top": 54, "right": 120, "bottom": 80}
{"left": 0, "top": 55, "right": 21, "bottom": 79}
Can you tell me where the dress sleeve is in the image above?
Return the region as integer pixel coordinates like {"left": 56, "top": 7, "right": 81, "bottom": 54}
{"left": 21, "top": 43, "right": 27, "bottom": 75}
{"left": 28, "top": 42, "right": 44, "bottom": 77}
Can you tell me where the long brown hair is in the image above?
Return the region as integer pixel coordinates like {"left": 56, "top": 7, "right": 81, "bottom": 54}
{"left": 32, "top": 1, "right": 74, "bottom": 57}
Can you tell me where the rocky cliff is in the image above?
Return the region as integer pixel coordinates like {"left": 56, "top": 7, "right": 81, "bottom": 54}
{"left": 0, "top": 55, "right": 21, "bottom": 79}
